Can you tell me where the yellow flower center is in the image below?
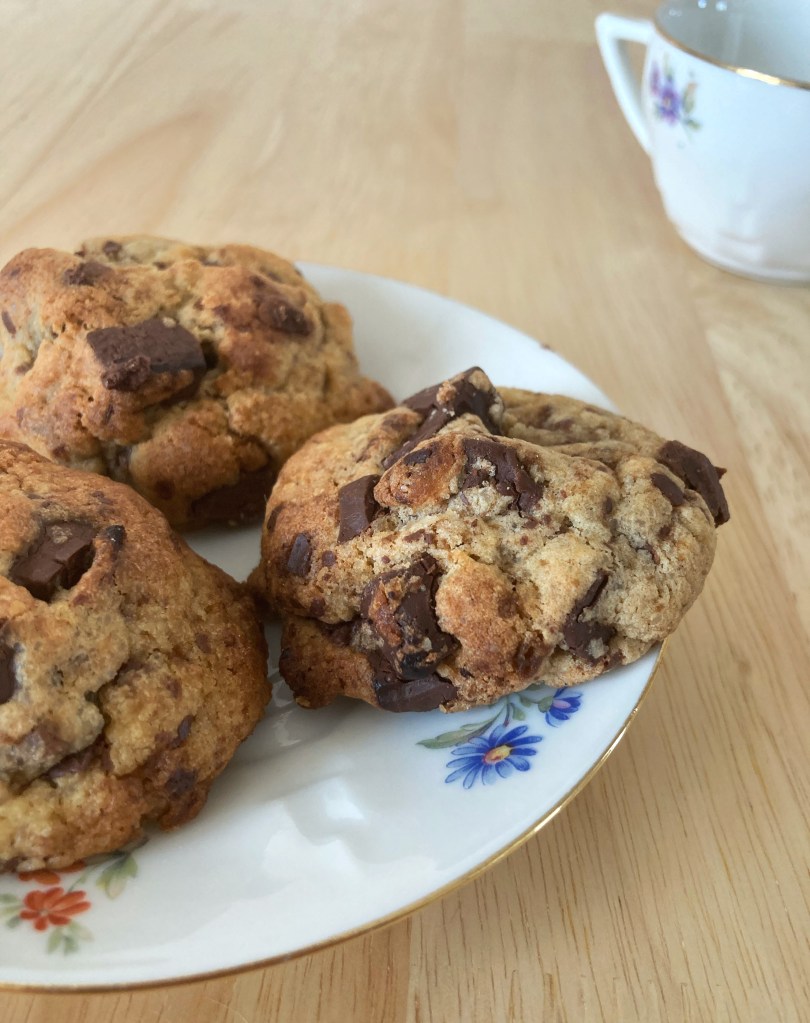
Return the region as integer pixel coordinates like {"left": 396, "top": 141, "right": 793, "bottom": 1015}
{"left": 483, "top": 744, "right": 511, "bottom": 764}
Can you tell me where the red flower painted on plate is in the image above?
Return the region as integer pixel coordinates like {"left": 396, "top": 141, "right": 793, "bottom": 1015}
{"left": 18, "top": 862, "right": 85, "bottom": 886}
{"left": 19, "top": 887, "right": 91, "bottom": 931}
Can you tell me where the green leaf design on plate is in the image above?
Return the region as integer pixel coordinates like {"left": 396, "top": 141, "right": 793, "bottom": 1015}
{"left": 96, "top": 851, "right": 138, "bottom": 899}
{"left": 417, "top": 714, "right": 500, "bottom": 750}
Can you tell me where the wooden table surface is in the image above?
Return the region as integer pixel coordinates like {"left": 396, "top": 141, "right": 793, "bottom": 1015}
{"left": 0, "top": 1, "right": 807, "bottom": 1020}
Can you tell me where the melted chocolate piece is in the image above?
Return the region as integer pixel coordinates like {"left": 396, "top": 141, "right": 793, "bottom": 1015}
{"left": 1, "top": 310, "right": 16, "bottom": 335}
{"left": 287, "top": 533, "right": 313, "bottom": 576}
{"left": 361, "top": 554, "right": 457, "bottom": 680}
{"left": 62, "top": 260, "right": 110, "bottom": 287}
{"left": 461, "top": 437, "right": 544, "bottom": 514}
{"left": 372, "top": 671, "right": 457, "bottom": 712}
{"left": 10, "top": 521, "right": 96, "bottom": 601}
{"left": 338, "top": 475, "right": 380, "bottom": 542}
{"left": 650, "top": 472, "right": 685, "bottom": 507}
{"left": 562, "top": 571, "right": 615, "bottom": 659}
{"left": 657, "top": 440, "right": 729, "bottom": 526}
{"left": 0, "top": 642, "right": 16, "bottom": 704}
{"left": 191, "top": 465, "right": 275, "bottom": 525}
{"left": 87, "top": 318, "right": 206, "bottom": 392}
{"left": 102, "top": 240, "right": 123, "bottom": 259}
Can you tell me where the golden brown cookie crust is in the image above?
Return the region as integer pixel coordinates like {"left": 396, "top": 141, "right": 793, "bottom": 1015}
{"left": 0, "top": 441, "right": 270, "bottom": 871}
{"left": 253, "top": 368, "right": 728, "bottom": 713}
{"left": 0, "top": 236, "right": 392, "bottom": 528}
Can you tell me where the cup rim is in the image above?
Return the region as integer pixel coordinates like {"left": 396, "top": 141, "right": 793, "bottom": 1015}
{"left": 654, "top": 14, "right": 810, "bottom": 90}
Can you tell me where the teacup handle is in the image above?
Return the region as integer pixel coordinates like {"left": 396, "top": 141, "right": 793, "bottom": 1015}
{"left": 595, "top": 13, "right": 654, "bottom": 154}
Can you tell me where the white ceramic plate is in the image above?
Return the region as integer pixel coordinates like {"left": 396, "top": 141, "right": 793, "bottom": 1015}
{"left": 0, "top": 267, "right": 660, "bottom": 990}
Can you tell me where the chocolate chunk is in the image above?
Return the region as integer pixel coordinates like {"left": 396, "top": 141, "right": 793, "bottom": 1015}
{"left": 86, "top": 318, "right": 206, "bottom": 392}
{"left": 317, "top": 618, "right": 355, "bottom": 647}
{"left": 514, "top": 636, "right": 549, "bottom": 677}
{"left": 1, "top": 310, "right": 16, "bottom": 335}
{"left": 402, "top": 369, "right": 499, "bottom": 431}
{"left": 402, "top": 383, "right": 442, "bottom": 415}
{"left": 338, "top": 475, "right": 380, "bottom": 542}
{"left": 257, "top": 295, "right": 311, "bottom": 335}
{"left": 385, "top": 369, "right": 502, "bottom": 469}
{"left": 164, "top": 768, "right": 198, "bottom": 798}
{"left": 265, "top": 503, "right": 285, "bottom": 535}
{"left": 10, "top": 521, "right": 96, "bottom": 601}
{"left": 287, "top": 533, "right": 313, "bottom": 576}
{"left": 658, "top": 440, "right": 729, "bottom": 526}
{"left": 0, "top": 642, "right": 17, "bottom": 704}
{"left": 382, "top": 407, "right": 452, "bottom": 468}
{"left": 102, "top": 524, "right": 125, "bottom": 549}
{"left": 321, "top": 550, "right": 337, "bottom": 567}
{"left": 401, "top": 448, "right": 433, "bottom": 467}
{"left": 62, "top": 260, "right": 110, "bottom": 287}
{"left": 650, "top": 472, "right": 685, "bottom": 507}
{"left": 191, "top": 465, "right": 275, "bottom": 525}
{"left": 102, "top": 240, "right": 123, "bottom": 259}
{"left": 461, "top": 437, "right": 544, "bottom": 514}
{"left": 446, "top": 371, "right": 501, "bottom": 433}
{"left": 372, "top": 672, "right": 457, "bottom": 712}
{"left": 195, "top": 632, "right": 211, "bottom": 653}
{"left": 361, "top": 555, "right": 457, "bottom": 679}
{"left": 562, "top": 572, "right": 615, "bottom": 659}
{"left": 176, "top": 715, "right": 193, "bottom": 743}
{"left": 46, "top": 739, "right": 101, "bottom": 780}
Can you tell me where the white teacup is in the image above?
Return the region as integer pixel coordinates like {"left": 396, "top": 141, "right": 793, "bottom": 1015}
{"left": 596, "top": 0, "right": 810, "bottom": 283}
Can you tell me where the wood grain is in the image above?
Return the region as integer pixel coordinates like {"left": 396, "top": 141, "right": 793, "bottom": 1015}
{"left": 0, "top": 1, "right": 807, "bottom": 1020}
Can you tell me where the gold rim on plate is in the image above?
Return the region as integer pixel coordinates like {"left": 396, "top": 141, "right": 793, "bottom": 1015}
{"left": 0, "top": 639, "right": 668, "bottom": 995}
{"left": 654, "top": 17, "right": 810, "bottom": 91}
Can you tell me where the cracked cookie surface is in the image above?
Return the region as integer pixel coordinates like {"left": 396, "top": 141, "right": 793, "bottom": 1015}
{"left": 0, "top": 441, "right": 269, "bottom": 871}
{"left": 0, "top": 236, "right": 392, "bottom": 528}
{"left": 251, "top": 368, "right": 728, "bottom": 713}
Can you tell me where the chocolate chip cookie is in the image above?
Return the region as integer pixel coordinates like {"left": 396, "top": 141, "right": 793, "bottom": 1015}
{"left": 0, "top": 441, "right": 269, "bottom": 871}
{"left": 0, "top": 236, "right": 392, "bottom": 528}
{"left": 250, "top": 368, "right": 728, "bottom": 713}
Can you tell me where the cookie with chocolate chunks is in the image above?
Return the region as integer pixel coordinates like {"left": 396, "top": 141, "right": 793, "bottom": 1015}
{"left": 0, "top": 236, "right": 392, "bottom": 528}
{"left": 252, "top": 368, "right": 727, "bottom": 713}
{"left": 0, "top": 441, "right": 269, "bottom": 871}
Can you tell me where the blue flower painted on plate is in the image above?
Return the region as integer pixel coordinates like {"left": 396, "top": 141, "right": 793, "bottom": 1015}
{"left": 445, "top": 723, "right": 543, "bottom": 789}
{"left": 418, "top": 682, "right": 584, "bottom": 788}
{"left": 545, "top": 689, "right": 582, "bottom": 727}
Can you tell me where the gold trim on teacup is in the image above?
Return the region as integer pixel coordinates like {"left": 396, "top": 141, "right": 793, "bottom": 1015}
{"left": 0, "top": 642, "right": 669, "bottom": 994}
{"left": 654, "top": 17, "right": 810, "bottom": 91}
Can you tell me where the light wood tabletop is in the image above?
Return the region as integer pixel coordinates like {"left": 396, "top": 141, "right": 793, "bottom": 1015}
{"left": 0, "top": 0, "right": 807, "bottom": 1020}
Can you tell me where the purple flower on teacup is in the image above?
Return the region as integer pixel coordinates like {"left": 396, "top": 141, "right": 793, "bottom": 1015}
{"left": 649, "top": 59, "right": 701, "bottom": 134}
